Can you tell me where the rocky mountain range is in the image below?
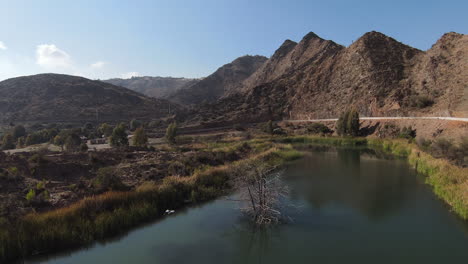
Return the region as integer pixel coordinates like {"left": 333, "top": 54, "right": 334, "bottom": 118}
{"left": 0, "top": 74, "right": 178, "bottom": 123}
{"left": 0, "top": 31, "right": 465, "bottom": 126}
{"left": 103, "top": 76, "right": 199, "bottom": 99}
{"left": 168, "top": 55, "right": 268, "bottom": 105}
{"left": 188, "top": 31, "right": 467, "bottom": 125}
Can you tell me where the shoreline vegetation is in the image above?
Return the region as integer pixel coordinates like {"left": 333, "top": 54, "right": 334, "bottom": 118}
{"left": 1, "top": 136, "right": 467, "bottom": 262}
{"left": 0, "top": 141, "right": 302, "bottom": 263}
{"left": 278, "top": 136, "right": 468, "bottom": 219}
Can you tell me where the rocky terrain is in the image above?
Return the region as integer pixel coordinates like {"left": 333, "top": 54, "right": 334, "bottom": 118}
{"left": 0, "top": 74, "right": 179, "bottom": 123}
{"left": 0, "top": 31, "right": 465, "bottom": 128}
{"left": 103, "top": 76, "right": 199, "bottom": 99}
{"left": 0, "top": 135, "right": 254, "bottom": 220}
{"left": 168, "top": 55, "right": 268, "bottom": 105}
{"left": 188, "top": 31, "right": 467, "bottom": 125}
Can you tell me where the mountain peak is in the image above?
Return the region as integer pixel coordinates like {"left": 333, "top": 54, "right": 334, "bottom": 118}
{"left": 352, "top": 31, "right": 394, "bottom": 46}
{"left": 350, "top": 31, "right": 420, "bottom": 54}
{"left": 272, "top": 39, "right": 297, "bottom": 59}
{"left": 433, "top": 31, "right": 466, "bottom": 47}
{"left": 302, "top": 32, "right": 322, "bottom": 41}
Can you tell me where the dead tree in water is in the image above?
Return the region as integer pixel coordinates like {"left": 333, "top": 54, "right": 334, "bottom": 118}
{"left": 232, "top": 162, "right": 289, "bottom": 226}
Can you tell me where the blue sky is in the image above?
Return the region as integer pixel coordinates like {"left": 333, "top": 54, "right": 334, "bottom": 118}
{"left": 0, "top": 0, "right": 466, "bottom": 81}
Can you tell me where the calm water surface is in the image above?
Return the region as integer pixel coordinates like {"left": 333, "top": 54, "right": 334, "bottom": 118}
{"left": 27, "top": 148, "right": 468, "bottom": 264}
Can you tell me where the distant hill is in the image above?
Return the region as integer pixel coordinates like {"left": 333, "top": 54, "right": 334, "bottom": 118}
{"left": 0, "top": 74, "right": 178, "bottom": 123}
{"left": 188, "top": 31, "right": 468, "bottom": 125}
{"left": 168, "top": 55, "right": 268, "bottom": 105}
{"left": 103, "top": 76, "right": 199, "bottom": 99}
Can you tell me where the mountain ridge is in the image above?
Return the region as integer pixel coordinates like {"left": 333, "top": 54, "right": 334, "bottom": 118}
{"left": 188, "top": 31, "right": 467, "bottom": 125}
{"left": 103, "top": 76, "right": 199, "bottom": 99}
{"left": 168, "top": 55, "right": 268, "bottom": 105}
{"left": 0, "top": 73, "right": 178, "bottom": 123}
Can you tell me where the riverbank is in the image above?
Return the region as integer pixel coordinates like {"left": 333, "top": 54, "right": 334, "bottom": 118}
{"left": 277, "top": 135, "right": 468, "bottom": 220}
{"left": 2, "top": 135, "right": 467, "bottom": 262}
{"left": 0, "top": 141, "right": 302, "bottom": 263}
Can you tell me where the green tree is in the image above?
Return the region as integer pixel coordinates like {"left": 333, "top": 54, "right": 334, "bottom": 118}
{"left": 16, "top": 136, "right": 25, "bottom": 148}
{"left": 110, "top": 124, "right": 129, "bottom": 147}
{"left": 80, "top": 142, "right": 89, "bottom": 152}
{"left": 130, "top": 119, "right": 142, "bottom": 131}
{"left": 92, "top": 167, "right": 127, "bottom": 192}
{"left": 347, "top": 108, "right": 360, "bottom": 137}
{"left": 12, "top": 125, "right": 26, "bottom": 139}
{"left": 165, "top": 122, "right": 177, "bottom": 144}
{"left": 98, "top": 123, "right": 114, "bottom": 137}
{"left": 336, "top": 108, "right": 360, "bottom": 136}
{"left": 64, "top": 133, "right": 82, "bottom": 152}
{"left": 132, "top": 127, "right": 148, "bottom": 147}
{"left": 1, "top": 134, "right": 15, "bottom": 150}
{"left": 336, "top": 112, "right": 346, "bottom": 136}
{"left": 53, "top": 130, "right": 71, "bottom": 150}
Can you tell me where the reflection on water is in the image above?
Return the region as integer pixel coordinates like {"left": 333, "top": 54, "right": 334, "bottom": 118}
{"left": 287, "top": 149, "right": 418, "bottom": 220}
{"left": 26, "top": 147, "right": 468, "bottom": 264}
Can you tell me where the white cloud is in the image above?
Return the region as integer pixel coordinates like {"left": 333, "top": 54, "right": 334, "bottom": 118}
{"left": 90, "top": 61, "right": 106, "bottom": 69}
{"left": 0, "top": 41, "right": 6, "bottom": 50}
{"left": 121, "top": 71, "right": 140, "bottom": 79}
{"left": 36, "top": 44, "right": 71, "bottom": 68}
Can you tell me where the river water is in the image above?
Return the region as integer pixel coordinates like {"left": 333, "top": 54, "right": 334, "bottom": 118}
{"left": 27, "top": 147, "right": 468, "bottom": 264}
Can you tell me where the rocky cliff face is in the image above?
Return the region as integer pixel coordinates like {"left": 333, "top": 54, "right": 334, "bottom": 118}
{"left": 0, "top": 74, "right": 178, "bottom": 123}
{"left": 168, "top": 55, "right": 268, "bottom": 105}
{"left": 188, "top": 31, "right": 467, "bottom": 125}
{"left": 405, "top": 32, "right": 468, "bottom": 117}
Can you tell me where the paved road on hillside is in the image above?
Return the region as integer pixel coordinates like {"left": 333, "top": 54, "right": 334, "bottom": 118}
{"left": 285, "top": 117, "right": 468, "bottom": 123}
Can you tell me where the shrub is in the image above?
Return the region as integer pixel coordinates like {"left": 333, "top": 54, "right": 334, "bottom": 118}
{"left": 307, "top": 123, "right": 332, "bottom": 135}
{"left": 64, "top": 134, "right": 82, "bottom": 152}
{"left": 130, "top": 119, "right": 142, "bottom": 131}
{"left": 407, "top": 95, "right": 434, "bottom": 108}
{"left": 431, "top": 138, "right": 453, "bottom": 158}
{"left": 25, "top": 189, "right": 36, "bottom": 202}
{"left": 1, "top": 134, "right": 15, "bottom": 150}
{"left": 53, "top": 130, "right": 69, "bottom": 149}
{"left": 29, "top": 153, "right": 47, "bottom": 165}
{"left": 16, "top": 137, "right": 25, "bottom": 148}
{"left": 25, "top": 128, "right": 59, "bottom": 146}
{"left": 399, "top": 126, "right": 416, "bottom": 139}
{"left": 92, "top": 167, "right": 127, "bottom": 192}
{"left": 165, "top": 122, "right": 177, "bottom": 144}
{"left": 168, "top": 161, "right": 187, "bottom": 176}
{"left": 416, "top": 137, "right": 432, "bottom": 152}
{"left": 80, "top": 143, "right": 89, "bottom": 152}
{"left": 110, "top": 124, "right": 128, "bottom": 147}
{"left": 98, "top": 123, "right": 114, "bottom": 137}
{"left": 132, "top": 127, "right": 148, "bottom": 147}
{"left": 25, "top": 181, "right": 50, "bottom": 205}
{"left": 12, "top": 125, "right": 26, "bottom": 139}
